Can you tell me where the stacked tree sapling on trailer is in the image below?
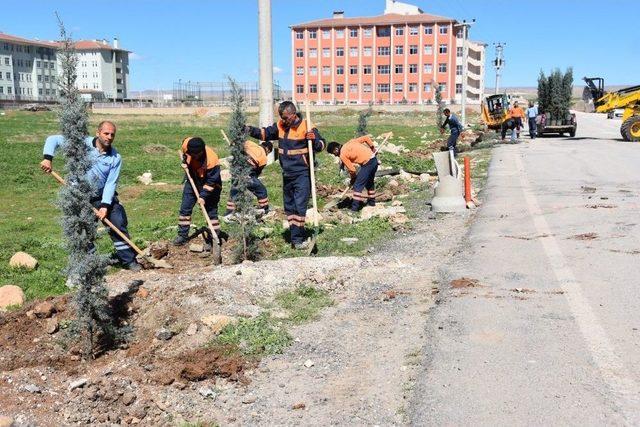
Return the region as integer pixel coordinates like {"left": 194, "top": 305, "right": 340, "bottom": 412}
{"left": 537, "top": 68, "right": 577, "bottom": 137}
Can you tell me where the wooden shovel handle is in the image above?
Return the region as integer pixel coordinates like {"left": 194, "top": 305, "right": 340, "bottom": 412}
{"left": 49, "top": 170, "right": 144, "bottom": 255}
{"left": 179, "top": 155, "right": 220, "bottom": 245}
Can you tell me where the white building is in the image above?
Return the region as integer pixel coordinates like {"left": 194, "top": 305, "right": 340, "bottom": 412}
{"left": 454, "top": 39, "right": 486, "bottom": 104}
{"left": 0, "top": 32, "right": 130, "bottom": 102}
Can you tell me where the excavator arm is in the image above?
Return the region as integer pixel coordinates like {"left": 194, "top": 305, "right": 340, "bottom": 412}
{"left": 583, "top": 77, "right": 640, "bottom": 141}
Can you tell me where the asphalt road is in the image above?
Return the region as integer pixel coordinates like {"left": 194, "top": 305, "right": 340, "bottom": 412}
{"left": 410, "top": 112, "right": 640, "bottom": 425}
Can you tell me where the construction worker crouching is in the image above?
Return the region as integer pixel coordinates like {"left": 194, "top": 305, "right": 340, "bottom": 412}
{"left": 224, "top": 140, "right": 273, "bottom": 220}
{"left": 327, "top": 135, "right": 378, "bottom": 211}
{"left": 245, "top": 101, "right": 325, "bottom": 250}
{"left": 173, "top": 137, "right": 223, "bottom": 249}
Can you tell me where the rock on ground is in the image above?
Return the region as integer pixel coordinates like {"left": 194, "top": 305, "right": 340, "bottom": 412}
{"left": 9, "top": 252, "right": 38, "bottom": 270}
{"left": 0, "top": 285, "right": 25, "bottom": 310}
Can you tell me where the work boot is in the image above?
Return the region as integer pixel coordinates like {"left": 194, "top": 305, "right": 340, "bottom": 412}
{"left": 124, "top": 261, "right": 142, "bottom": 272}
{"left": 172, "top": 235, "right": 188, "bottom": 246}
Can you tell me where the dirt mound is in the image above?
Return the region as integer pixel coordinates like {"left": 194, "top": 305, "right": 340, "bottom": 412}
{"left": 177, "top": 347, "right": 248, "bottom": 382}
{"left": 142, "top": 144, "right": 171, "bottom": 155}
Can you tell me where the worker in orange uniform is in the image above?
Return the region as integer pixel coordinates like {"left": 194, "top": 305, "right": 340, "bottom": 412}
{"left": 174, "top": 137, "right": 223, "bottom": 248}
{"left": 224, "top": 140, "right": 273, "bottom": 218}
{"left": 327, "top": 135, "right": 378, "bottom": 211}
{"left": 509, "top": 101, "right": 526, "bottom": 138}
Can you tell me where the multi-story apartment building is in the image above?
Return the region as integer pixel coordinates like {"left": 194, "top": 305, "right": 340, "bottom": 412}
{"left": 291, "top": 0, "right": 485, "bottom": 105}
{"left": 0, "top": 32, "right": 130, "bottom": 102}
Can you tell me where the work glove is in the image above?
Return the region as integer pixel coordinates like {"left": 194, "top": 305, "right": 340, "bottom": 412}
{"left": 305, "top": 131, "right": 316, "bottom": 141}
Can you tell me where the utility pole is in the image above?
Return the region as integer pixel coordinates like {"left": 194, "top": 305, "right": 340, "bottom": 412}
{"left": 258, "top": 0, "right": 275, "bottom": 163}
{"left": 457, "top": 19, "right": 475, "bottom": 127}
{"left": 493, "top": 42, "right": 506, "bottom": 95}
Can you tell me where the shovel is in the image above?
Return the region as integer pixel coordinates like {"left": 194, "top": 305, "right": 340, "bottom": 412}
{"left": 323, "top": 131, "right": 394, "bottom": 211}
{"left": 305, "top": 103, "right": 319, "bottom": 256}
{"left": 49, "top": 171, "right": 173, "bottom": 269}
{"left": 179, "top": 156, "right": 222, "bottom": 265}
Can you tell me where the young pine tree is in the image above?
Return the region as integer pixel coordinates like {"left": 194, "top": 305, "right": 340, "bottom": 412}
{"left": 561, "top": 67, "right": 574, "bottom": 119}
{"left": 355, "top": 102, "right": 373, "bottom": 137}
{"left": 537, "top": 70, "right": 549, "bottom": 114}
{"left": 227, "top": 77, "right": 259, "bottom": 262}
{"left": 56, "top": 17, "right": 113, "bottom": 357}
{"left": 435, "top": 82, "right": 444, "bottom": 128}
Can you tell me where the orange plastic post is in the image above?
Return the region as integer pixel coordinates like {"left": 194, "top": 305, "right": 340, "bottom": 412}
{"left": 464, "top": 156, "right": 472, "bottom": 203}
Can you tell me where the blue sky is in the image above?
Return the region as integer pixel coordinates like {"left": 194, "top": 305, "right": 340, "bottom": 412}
{"left": 2, "top": 0, "right": 638, "bottom": 91}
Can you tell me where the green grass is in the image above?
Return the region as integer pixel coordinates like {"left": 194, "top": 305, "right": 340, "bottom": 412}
{"left": 273, "top": 284, "right": 333, "bottom": 324}
{"left": 210, "top": 312, "right": 292, "bottom": 356}
{"left": 0, "top": 109, "right": 481, "bottom": 301}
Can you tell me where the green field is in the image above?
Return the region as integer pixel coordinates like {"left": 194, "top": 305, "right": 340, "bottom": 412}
{"left": 0, "top": 109, "right": 486, "bottom": 300}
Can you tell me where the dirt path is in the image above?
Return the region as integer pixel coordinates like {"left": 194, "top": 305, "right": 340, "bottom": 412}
{"left": 215, "top": 206, "right": 470, "bottom": 425}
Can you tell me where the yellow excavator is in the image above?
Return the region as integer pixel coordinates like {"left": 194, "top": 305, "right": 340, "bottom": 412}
{"left": 480, "top": 93, "right": 510, "bottom": 130}
{"left": 583, "top": 77, "right": 640, "bottom": 141}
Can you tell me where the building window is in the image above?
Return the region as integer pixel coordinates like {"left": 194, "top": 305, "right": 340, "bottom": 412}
{"left": 363, "top": 47, "right": 372, "bottom": 57}
{"left": 310, "top": 66, "right": 317, "bottom": 76}
{"left": 409, "top": 45, "right": 418, "bottom": 55}
{"left": 5, "top": 58, "right": 9, "bottom": 66}
{"left": 296, "top": 49, "right": 304, "bottom": 58}
{"left": 336, "top": 29, "right": 344, "bottom": 38}
{"left": 296, "top": 31, "right": 303, "bottom": 39}
{"left": 350, "top": 47, "right": 358, "bottom": 57}
{"left": 456, "top": 65, "right": 463, "bottom": 75}
{"left": 456, "top": 29, "right": 464, "bottom": 38}
{"left": 0, "top": 87, "right": 3, "bottom": 94}
{"left": 439, "top": 44, "right": 447, "bottom": 54}
{"left": 322, "top": 66, "right": 331, "bottom": 76}
{"left": 322, "top": 29, "right": 331, "bottom": 39}
{"left": 323, "top": 48, "right": 330, "bottom": 58}
{"left": 38, "top": 88, "right": 42, "bottom": 95}
{"left": 456, "top": 83, "right": 463, "bottom": 94}
{"left": 350, "top": 28, "right": 358, "bottom": 37}
{"left": 395, "top": 45, "right": 404, "bottom": 55}
{"left": 309, "top": 30, "right": 317, "bottom": 39}
{"left": 409, "top": 64, "right": 418, "bottom": 74}
{"left": 424, "top": 82, "right": 431, "bottom": 92}
{"left": 377, "top": 46, "right": 390, "bottom": 56}
{"left": 424, "top": 25, "right": 433, "bottom": 35}
{"left": 439, "top": 83, "right": 446, "bottom": 93}
{"left": 363, "top": 65, "right": 372, "bottom": 74}
{"left": 6, "top": 72, "right": 10, "bottom": 79}
{"left": 296, "top": 67, "right": 304, "bottom": 75}
{"left": 394, "top": 83, "right": 403, "bottom": 93}
{"left": 457, "top": 46, "right": 463, "bottom": 57}
{"left": 424, "top": 45, "right": 433, "bottom": 55}
{"left": 424, "top": 63, "right": 433, "bottom": 73}
{"left": 296, "top": 84, "right": 304, "bottom": 94}
{"left": 377, "top": 65, "right": 390, "bottom": 74}
{"left": 395, "top": 27, "right": 404, "bottom": 36}
{"left": 349, "top": 65, "right": 358, "bottom": 75}
{"left": 336, "top": 84, "right": 344, "bottom": 93}
{"left": 37, "top": 75, "right": 42, "bottom": 82}
{"left": 336, "top": 47, "right": 344, "bottom": 57}
{"left": 377, "top": 83, "right": 390, "bottom": 93}
{"left": 309, "top": 84, "right": 317, "bottom": 93}
{"left": 349, "top": 84, "right": 358, "bottom": 93}
{"left": 438, "top": 63, "right": 447, "bottom": 73}
{"left": 336, "top": 66, "right": 344, "bottom": 75}
{"left": 395, "top": 64, "right": 403, "bottom": 74}
{"left": 439, "top": 25, "right": 448, "bottom": 35}
{"left": 363, "top": 84, "right": 372, "bottom": 93}
{"left": 409, "top": 83, "right": 417, "bottom": 92}
{"left": 410, "top": 26, "right": 420, "bottom": 35}
{"left": 7, "top": 86, "right": 11, "bottom": 94}
{"left": 363, "top": 28, "right": 372, "bottom": 37}
{"left": 309, "top": 48, "right": 317, "bottom": 58}
{"left": 323, "top": 84, "right": 331, "bottom": 93}
{"left": 376, "top": 26, "right": 390, "bottom": 37}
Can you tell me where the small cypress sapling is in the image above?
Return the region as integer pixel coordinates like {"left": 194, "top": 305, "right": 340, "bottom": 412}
{"left": 56, "top": 16, "right": 113, "bottom": 357}
{"left": 537, "top": 70, "right": 549, "bottom": 113}
{"left": 435, "top": 83, "right": 444, "bottom": 128}
{"left": 356, "top": 102, "right": 373, "bottom": 137}
{"left": 227, "top": 77, "right": 259, "bottom": 262}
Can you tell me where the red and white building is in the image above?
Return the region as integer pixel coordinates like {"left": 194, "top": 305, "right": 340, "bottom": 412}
{"left": 290, "top": 0, "right": 485, "bottom": 105}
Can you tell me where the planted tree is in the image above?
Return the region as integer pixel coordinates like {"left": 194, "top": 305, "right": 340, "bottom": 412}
{"left": 435, "top": 82, "right": 445, "bottom": 128}
{"left": 355, "top": 102, "right": 373, "bottom": 137}
{"left": 56, "top": 17, "right": 113, "bottom": 357}
{"left": 227, "top": 77, "right": 260, "bottom": 262}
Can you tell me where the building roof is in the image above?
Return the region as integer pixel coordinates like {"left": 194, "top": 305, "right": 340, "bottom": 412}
{"left": 290, "top": 12, "right": 456, "bottom": 29}
{"left": 0, "top": 32, "right": 58, "bottom": 48}
{"left": 0, "top": 32, "right": 129, "bottom": 52}
{"left": 70, "top": 40, "right": 130, "bottom": 53}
